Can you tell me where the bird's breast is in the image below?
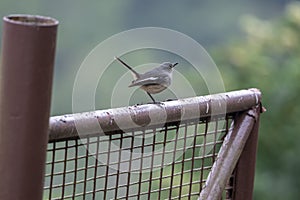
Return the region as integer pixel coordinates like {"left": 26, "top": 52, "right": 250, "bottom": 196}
{"left": 141, "top": 84, "right": 167, "bottom": 94}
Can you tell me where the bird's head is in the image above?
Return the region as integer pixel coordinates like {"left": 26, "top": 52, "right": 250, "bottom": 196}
{"left": 160, "top": 62, "right": 178, "bottom": 72}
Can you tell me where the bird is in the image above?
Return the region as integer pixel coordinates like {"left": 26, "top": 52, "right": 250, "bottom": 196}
{"left": 115, "top": 56, "right": 178, "bottom": 103}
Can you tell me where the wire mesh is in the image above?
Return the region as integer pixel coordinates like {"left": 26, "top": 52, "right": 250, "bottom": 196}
{"left": 44, "top": 114, "right": 236, "bottom": 200}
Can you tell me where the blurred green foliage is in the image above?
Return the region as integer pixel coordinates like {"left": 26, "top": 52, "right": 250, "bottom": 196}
{"left": 213, "top": 2, "right": 300, "bottom": 199}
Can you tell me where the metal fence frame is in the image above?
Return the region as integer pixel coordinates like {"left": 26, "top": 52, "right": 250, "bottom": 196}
{"left": 46, "top": 89, "right": 262, "bottom": 200}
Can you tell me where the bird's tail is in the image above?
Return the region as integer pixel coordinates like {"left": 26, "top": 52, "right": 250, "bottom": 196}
{"left": 114, "top": 56, "right": 140, "bottom": 78}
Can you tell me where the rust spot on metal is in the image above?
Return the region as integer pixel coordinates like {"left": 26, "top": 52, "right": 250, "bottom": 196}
{"left": 59, "top": 119, "right": 67, "bottom": 123}
{"left": 109, "top": 117, "right": 114, "bottom": 126}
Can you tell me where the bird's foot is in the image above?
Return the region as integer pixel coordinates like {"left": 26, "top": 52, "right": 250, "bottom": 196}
{"left": 165, "top": 98, "right": 178, "bottom": 101}
{"left": 148, "top": 101, "right": 164, "bottom": 105}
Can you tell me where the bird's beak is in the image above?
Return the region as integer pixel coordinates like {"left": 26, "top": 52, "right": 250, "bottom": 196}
{"left": 172, "top": 63, "right": 178, "bottom": 68}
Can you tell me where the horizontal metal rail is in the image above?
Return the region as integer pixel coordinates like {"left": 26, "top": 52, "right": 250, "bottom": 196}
{"left": 49, "top": 88, "right": 261, "bottom": 142}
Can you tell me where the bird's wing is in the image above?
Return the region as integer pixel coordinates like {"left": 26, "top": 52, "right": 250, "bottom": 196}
{"left": 129, "top": 75, "right": 169, "bottom": 87}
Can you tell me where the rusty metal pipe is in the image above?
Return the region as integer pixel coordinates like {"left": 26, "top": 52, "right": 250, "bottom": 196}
{"left": 198, "top": 107, "right": 260, "bottom": 200}
{"left": 49, "top": 88, "right": 261, "bottom": 142}
{"left": 0, "top": 15, "right": 58, "bottom": 200}
{"left": 232, "top": 106, "right": 261, "bottom": 200}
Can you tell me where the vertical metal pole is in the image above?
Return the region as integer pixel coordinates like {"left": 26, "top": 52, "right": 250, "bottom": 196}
{"left": 232, "top": 107, "right": 261, "bottom": 200}
{"left": 198, "top": 108, "right": 259, "bottom": 200}
{"left": 0, "top": 15, "right": 58, "bottom": 200}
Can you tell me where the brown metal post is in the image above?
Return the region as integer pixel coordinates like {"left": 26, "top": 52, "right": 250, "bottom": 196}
{"left": 198, "top": 108, "right": 259, "bottom": 200}
{"left": 232, "top": 106, "right": 261, "bottom": 200}
{"left": 0, "top": 15, "right": 58, "bottom": 200}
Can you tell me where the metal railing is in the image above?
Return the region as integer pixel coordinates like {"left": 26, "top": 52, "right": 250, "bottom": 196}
{"left": 44, "top": 89, "right": 262, "bottom": 200}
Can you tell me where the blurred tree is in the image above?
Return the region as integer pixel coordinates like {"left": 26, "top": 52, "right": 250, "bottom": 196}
{"left": 212, "top": 2, "right": 300, "bottom": 199}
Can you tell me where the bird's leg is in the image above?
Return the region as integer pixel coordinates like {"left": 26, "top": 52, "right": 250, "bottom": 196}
{"left": 147, "top": 92, "right": 159, "bottom": 104}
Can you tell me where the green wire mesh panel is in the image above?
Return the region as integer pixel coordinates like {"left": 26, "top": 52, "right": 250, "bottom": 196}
{"left": 44, "top": 115, "right": 233, "bottom": 200}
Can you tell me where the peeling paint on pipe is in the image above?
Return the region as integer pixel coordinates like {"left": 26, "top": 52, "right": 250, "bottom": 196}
{"left": 49, "top": 89, "right": 262, "bottom": 142}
